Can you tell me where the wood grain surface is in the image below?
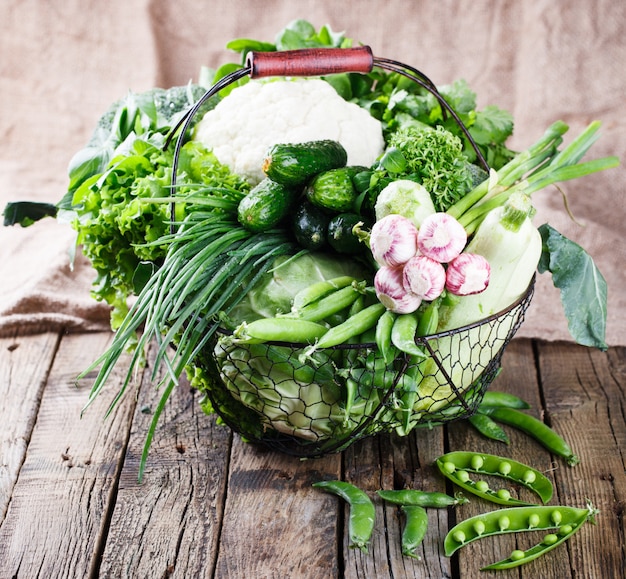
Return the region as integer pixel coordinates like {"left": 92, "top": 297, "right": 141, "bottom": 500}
{"left": 1, "top": 333, "right": 624, "bottom": 578}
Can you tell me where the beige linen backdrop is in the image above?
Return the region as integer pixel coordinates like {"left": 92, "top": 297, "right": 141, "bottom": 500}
{"left": 1, "top": 0, "right": 624, "bottom": 345}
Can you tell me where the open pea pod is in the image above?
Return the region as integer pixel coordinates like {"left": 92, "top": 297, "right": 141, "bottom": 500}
{"left": 444, "top": 503, "right": 597, "bottom": 558}
{"left": 436, "top": 451, "right": 553, "bottom": 505}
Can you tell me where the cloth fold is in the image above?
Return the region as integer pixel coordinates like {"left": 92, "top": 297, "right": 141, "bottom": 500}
{"left": 1, "top": 0, "right": 624, "bottom": 345}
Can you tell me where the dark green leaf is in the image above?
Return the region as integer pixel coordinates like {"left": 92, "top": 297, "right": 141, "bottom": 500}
{"left": 67, "top": 146, "right": 113, "bottom": 192}
{"left": 132, "top": 261, "right": 157, "bottom": 294}
{"left": 212, "top": 63, "right": 248, "bottom": 97}
{"left": 538, "top": 223, "right": 608, "bottom": 350}
{"left": 3, "top": 201, "right": 58, "bottom": 227}
{"left": 323, "top": 73, "right": 352, "bottom": 100}
{"left": 470, "top": 106, "right": 514, "bottom": 146}
{"left": 225, "top": 38, "right": 276, "bottom": 53}
{"left": 379, "top": 147, "right": 407, "bottom": 173}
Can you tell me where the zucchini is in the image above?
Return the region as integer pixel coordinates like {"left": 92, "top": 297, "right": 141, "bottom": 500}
{"left": 327, "top": 212, "right": 366, "bottom": 255}
{"left": 237, "top": 178, "right": 299, "bottom": 233}
{"left": 262, "top": 140, "right": 347, "bottom": 186}
{"left": 292, "top": 201, "right": 331, "bottom": 250}
{"left": 306, "top": 167, "right": 360, "bottom": 212}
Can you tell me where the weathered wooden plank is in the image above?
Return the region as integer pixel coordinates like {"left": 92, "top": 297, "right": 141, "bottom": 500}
{"left": 0, "top": 332, "right": 137, "bottom": 579}
{"left": 0, "top": 331, "right": 59, "bottom": 522}
{"left": 538, "top": 341, "right": 626, "bottom": 578}
{"left": 97, "top": 353, "right": 232, "bottom": 578}
{"left": 342, "top": 427, "right": 451, "bottom": 578}
{"left": 447, "top": 338, "right": 569, "bottom": 577}
{"left": 213, "top": 435, "right": 342, "bottom": 578}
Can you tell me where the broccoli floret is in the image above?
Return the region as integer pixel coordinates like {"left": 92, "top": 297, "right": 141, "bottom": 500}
{"left": 151, "top": 84, "right": 209, "bottom": 121}
{"left": 87, "top": 83, "right": 211, "bottom": 149}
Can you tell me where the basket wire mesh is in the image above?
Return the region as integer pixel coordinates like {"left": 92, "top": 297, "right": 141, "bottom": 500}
{"left": 195, "top": 278, "right": 534, "bottom": 457}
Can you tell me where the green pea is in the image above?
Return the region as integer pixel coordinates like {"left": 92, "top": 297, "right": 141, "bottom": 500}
{"left": 457, "top": 470, "right": 470, "bottom": 483}
{"left": 510, "top": 549, "right": 526, "bottom": 561}
{"left": 528, "top": 513, "right": 541, "bottom": 528}
{"left": 559, "top": 524, "right": 573, "bottom": 535}
{"left": 452, "top": 530, "right": 466, "bottom": 544}
{"left": 543, "top": 533, "right": 558, "bottom": 545}
{"left": 497, "top": 488, "right": 512, "bottom": 501}
{"left": 475, "top": 480, "right": 490, "bottom": 493}
{"left": 473, "top": 520, "right": 486, "bottom": 535}
{"left": 498, "top": 461, "right": 512, "bottom": 475}
{"left": 522, "top": 469, "right": 537, "bottom": 484}
{"left": 498, "top": 515, "right": 511, "bottom": 531}
{"left": 443, "top": 461, "right": 456, "bottom": 474}
{"left": 471, "top": 454, "right": 484, "bottom": 470}
{"left": 551, "top": 510, "right": 563, "bottom": 525}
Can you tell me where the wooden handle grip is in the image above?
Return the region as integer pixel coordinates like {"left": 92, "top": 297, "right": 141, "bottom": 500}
{"left": 246, "top": 46, "right": 374, "bottom": 79}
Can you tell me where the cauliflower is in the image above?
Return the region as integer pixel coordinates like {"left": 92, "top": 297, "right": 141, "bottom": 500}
{"left": 193, "top": 78, "right": 385, "bottom": 184}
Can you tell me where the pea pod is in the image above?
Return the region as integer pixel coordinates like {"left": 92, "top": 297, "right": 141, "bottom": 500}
{"left": 377, "top": 489, "right": 468, "bottom": 508}
{"left": 375, "top": 309, "right": 398, "bottom": 365}
{"left": 479, "top": 391, "right": 531, "bottom": 409}
{"left": 480, "top": 406, "right": 580, "bottom": 466}
{"left": 482, "top": 512, "right": 594, "bottom": 570}
{"left": 390, "top": 313, "right": 425, "bottom": 357}
{"left": 291, "top": 276, "right": 357, "bottom": 311}
{"left": 401, "top": 505, "right": 428, "bottom": 559}
{"left": 344, "top": 378, "right": 358, "bottom": 425}
{"left": 394, "top": 301, "right": 439, "bottom": 435}
{"left": 436, "top": 451, "right": 553, "bottom": 505}
{"left": 313, "top": 480, "right": 376, "bottom": 553}
{"left": 233, "top": 318, "right": 328, "bottom": 344}
{"left": 468, "top": 412, "right": 510, "bottom": 444}
{"left": 444, "top": 502, "right": 598, "bottom": 558}
{"left": 289, "top": 283, "right": 365, "bottom": 322}
{"left": 313, "top": 303, "right": 386, "bottom": 350}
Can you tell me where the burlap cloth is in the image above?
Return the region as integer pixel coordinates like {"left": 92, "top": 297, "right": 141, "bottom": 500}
{"left": 1, "top": 0, "right": 624, "bottom": 345}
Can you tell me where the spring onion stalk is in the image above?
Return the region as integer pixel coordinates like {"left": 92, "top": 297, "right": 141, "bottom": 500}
{"left": 448, "top": 121, "right": 619, "bottom": 233}
{"left": 79, "top": 211, "right": 296, "bottom": 478}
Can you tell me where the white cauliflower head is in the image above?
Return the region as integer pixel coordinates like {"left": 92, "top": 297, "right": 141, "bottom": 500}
{"left": 193, "top": 78, "right": 385, "bottom": 184}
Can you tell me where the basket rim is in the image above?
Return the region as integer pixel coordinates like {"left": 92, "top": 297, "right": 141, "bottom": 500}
{"left": 216, "top": 274, "right": 535, "bottom": 350}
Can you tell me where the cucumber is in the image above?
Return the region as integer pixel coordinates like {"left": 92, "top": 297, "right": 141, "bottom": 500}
{"left": 262, "top": 140, "right": 347, "bottom": 186}
{"left": 327, "top": 212, "right": 366, "bottom": 255}
{"left": 237, "top": 178, "right": 299, "bottom": 233}
{"left": 306, "top": 167, "right": 360, "bottom": 212}
{"left": 292, "top": 201, "right": 331, "bottom": 250}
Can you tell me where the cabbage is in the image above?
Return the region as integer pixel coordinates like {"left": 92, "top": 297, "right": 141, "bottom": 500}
{"left": 226, "top": 251, "right": 371, "bottom": 323}
{"left": 190, "top": 251, "right": 387, "bottom": 443}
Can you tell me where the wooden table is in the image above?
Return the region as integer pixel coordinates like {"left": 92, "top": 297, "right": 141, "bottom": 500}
{"left": 1, "top": 331, "right": 624, "bottom": 578}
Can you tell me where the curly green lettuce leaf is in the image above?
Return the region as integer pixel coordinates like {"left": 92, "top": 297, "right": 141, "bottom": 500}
{"left": 538, "top": 223, "right": 608, "bottom": 350}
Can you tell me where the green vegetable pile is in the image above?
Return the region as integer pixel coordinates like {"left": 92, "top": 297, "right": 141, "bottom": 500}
{"left": 3, "top": 20, "right": 619, "bottom": 477}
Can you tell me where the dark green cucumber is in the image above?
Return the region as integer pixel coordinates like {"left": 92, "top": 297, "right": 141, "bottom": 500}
{"left": 237, "top": 178, "right": 298, "bottom": 233}
{"left": 292, "top": 201, "right": 331, "bottom": 250}
{"left": 262, "top": 140, "right": 347, "bottom": 186}
{"left": 327, "top": 212, "right": 365, "bottom": 255}
{"left": 306, "top": 167, "right": 360, "bottom": 212}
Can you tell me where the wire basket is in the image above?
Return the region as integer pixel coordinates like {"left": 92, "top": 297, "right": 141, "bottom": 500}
{"left": 171, "top": 47, "right": 534, "bottom": 456}
{"left": 192, "top": 278, "right": 533, "bottom": 457}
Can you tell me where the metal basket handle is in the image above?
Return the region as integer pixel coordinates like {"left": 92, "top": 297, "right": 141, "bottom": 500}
{"left": 167, "top": 46, "right": 489, "bottom": 228}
